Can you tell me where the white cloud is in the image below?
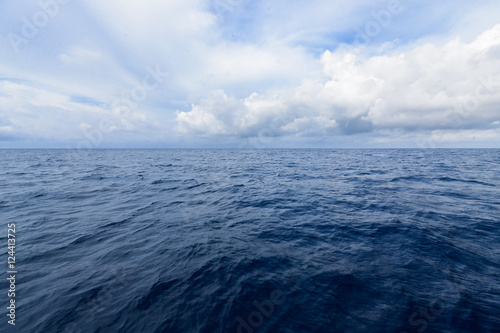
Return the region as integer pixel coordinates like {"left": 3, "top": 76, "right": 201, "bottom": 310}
{"left": 59, "top": 46, "right": 102, "bottom": 64}
{"left": 0, "top": 80, "right": 164, "bottom": 144}
{"left": 176, "top": 24, "right": 500, "bottom": 144}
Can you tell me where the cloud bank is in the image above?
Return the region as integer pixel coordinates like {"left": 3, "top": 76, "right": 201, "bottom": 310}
{"left": 177, "top": 24, "right": 500, "bottom": 146}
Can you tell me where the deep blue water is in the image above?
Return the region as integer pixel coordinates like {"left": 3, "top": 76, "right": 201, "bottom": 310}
{"left": 1, "top": 149, "right": 500, "bottom": 333}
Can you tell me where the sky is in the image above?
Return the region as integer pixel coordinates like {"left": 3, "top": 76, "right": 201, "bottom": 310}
{"left": 1, "top": 0, "right": 500, "bottom": 148}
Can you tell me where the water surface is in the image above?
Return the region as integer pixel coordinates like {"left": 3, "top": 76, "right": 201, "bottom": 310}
{"left": 1, "top": 149, "right": 499, "bottom": 332}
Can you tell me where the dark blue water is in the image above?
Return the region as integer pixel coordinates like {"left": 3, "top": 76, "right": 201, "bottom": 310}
{"left": 1, "top": 149, "right": 499, "bottom": 333}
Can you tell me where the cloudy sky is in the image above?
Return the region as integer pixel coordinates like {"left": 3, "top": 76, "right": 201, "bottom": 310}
{"left": 1, "top": 0, "right": 500, "bottom": 148}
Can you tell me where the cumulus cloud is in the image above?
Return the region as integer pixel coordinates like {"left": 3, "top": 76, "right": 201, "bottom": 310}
{"left": 176, "top": 24, "right": 500, "bottom": 144}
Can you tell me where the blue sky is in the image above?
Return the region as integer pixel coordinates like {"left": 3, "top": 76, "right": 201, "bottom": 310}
{"left": 1, "top": 0, "right": 500, "bottom": 148}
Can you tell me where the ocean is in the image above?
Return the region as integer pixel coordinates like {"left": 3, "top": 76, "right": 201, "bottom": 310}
{"left": 1, "top": 149, "right": 499, "bottom": 332}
